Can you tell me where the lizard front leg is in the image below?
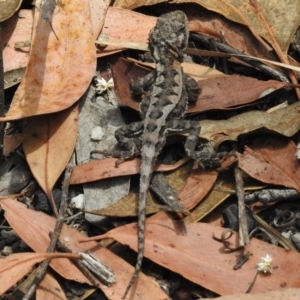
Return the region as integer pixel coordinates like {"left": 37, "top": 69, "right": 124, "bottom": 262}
{"left": 90, "top": 122, "right": 143, "bottom": 165}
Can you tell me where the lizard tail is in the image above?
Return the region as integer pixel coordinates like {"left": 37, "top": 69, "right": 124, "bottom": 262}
{"left": 122, "top": 190, "right": 147, "bottom": 298}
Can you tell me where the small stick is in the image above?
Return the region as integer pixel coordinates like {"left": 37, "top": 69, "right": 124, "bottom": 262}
{"left": 234, "top": 165, "right": 249, "bottom": 246}
{"left": 23, "top": 163, "right": 73, "bottom": 300}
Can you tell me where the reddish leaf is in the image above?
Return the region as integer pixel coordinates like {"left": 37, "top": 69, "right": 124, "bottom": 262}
{"left": 0, "top": 0, "right": 96, "bottom": 121}
{"left": 238, "top": 136, "right": 300, "bottom": 193}
{"left": 0, "top": 252, "right": 80, "bottom": 296}
{"left": 190, "top": 77, "right": 290, "bottom": 112}
{"left": 109, "top": 56, "right": 290, "bottom": 114}
{"left": 70, "top": 157, "right": 188, "bottom": 184}
{"left": 0, "top": 198, "right": 169, "bottom": 300}
{"left": 83, "top": 220, "right": 300, "bottom": 295}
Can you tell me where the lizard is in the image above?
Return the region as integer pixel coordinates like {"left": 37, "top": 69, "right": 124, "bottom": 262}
{"left": 104, "top": 10, "right": 222, "bottom": 298}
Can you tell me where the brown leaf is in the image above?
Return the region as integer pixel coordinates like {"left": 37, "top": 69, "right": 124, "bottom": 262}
{"left": 83, "top": 220, "right": 300, "bottom": 295}
{"left": 190, "top": 77, "right": 290, "bottom": 113}
{"left": 23, "top": 105, "right": 78, "bottom": 214}
{"left": 200, "top": 101, "right": 300, "bottom": 147}
{"left": 0, "top": 0, "right": 96, "bottom": 121}
{"left": 213, "top": 288, "right": 300, "bottom": 300}
{"left": 70, "top": 157, "right": 188, "bottom": 184}
{"left": 84, "top": 192, "right": 160, "bottom": 217}
{"left": 238, "top": 136, "right": 300, "bottom": 193}
{"left": 0, "top": 198, "right": 169, "bottom": 300}
{"left": 3, "top": 133, "right": 23, "bottom": 156}
{"left": 0, "top": 252, "right": 80, "bottom": 296}
{"left": 2, "top": 10, "right": 31, "bottom": 73}
{"left": 149, "top": 167, "right": 218, "bottom": 222}
{"left": 108, "top": 56, "right": 290, "bottom": 114}
{"left": 38, "top": 272, "right": 67, "bottom": 300}
{"left": 97, "top": 7, "right": 156, "bottom": 56}
{"left": 190, "top": 0, "right": 300, "bottom": 54}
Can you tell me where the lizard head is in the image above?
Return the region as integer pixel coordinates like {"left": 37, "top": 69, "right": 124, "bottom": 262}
{"left": 149, "top": 10, "right": 189, "bottom": 62}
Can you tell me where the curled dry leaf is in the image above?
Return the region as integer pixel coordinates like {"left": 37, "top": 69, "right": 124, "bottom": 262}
{"left": 0, "top": 198, "right": 169, "bottom": 300}
{"left": 23, "top": 105, "right": 79, "bottom": 214}
{"left": 0, "top": 0, "right": 96, "bottom": 121}
{"left": 238, "top": 136, "right": 300, "bottom": 193}
{"left": 83, "top": 220, "right": 300, "bottom": 296}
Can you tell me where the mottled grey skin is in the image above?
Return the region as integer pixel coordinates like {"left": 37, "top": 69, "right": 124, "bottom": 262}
{"left": 116, "top": 11, "right": 202, "bottom": 298}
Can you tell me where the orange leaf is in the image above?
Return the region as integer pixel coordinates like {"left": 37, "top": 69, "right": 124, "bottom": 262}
{"left": 84, "top": 220, "right": 300, "bottom": 295}
{"left": 0, "top": 0, "right": 96, "bottom": 121}
{"left": 238, "top": 136, "right": 300, "bottom": 193}
{"left": 0, "top": 252, "right": 80, "bottom": 296}
{"left": 23, "top": 105, "right": 78, "bottom": 214}
{"left": 0, "top": 198, "right": 169, "bottom": 300}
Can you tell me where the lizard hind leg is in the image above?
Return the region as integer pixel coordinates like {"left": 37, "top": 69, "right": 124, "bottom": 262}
{"left": 165, "top": 119, "right": 224, "bottom": 168}
{"left": 112, "top": 121, "right": 144, "bottom": 166}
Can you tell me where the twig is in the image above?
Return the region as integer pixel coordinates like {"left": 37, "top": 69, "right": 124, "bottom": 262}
{"left": 234, "top": 165, "right": 249, "bottom": 246}
{"left": 0, "top": 26, "right": 5, "bottom": 163}
{"left": 23, "top": 163, "right": 73, "bottom": 300}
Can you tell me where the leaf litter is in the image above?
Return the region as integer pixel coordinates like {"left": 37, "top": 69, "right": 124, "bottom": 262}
{"left": 1, "top": 0, "right": 300, "bottom": 299}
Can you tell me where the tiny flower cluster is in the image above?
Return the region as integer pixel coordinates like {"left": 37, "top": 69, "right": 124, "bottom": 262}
{"left": 257, "top": 254, "right": 272, "bottom": 273}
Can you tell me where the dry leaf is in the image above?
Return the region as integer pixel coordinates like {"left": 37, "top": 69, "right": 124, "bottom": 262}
{"left": 3, "top": 134, "right": 23, "bottom": 156}
{"left": 0, "top": 0, "right": 96, "bottom": 121}
{"left": 190, "top": 0, "right": 300, "bottom": 54}
{"left": 97, "top": 7, "right": 156, "bottom": 56}
{"left": 191, "top": 77, "right": 290, "bottom": 113}
{"left": 108, "top": 56, "right": 290, "bottom": 114}
{"left": 212, "top": 288, "right": 300, "bottom": 300}
{"left": 0, "top": 198, "right": 169, "bottom": 300}
{"left": 38, "top": 272, "right": 67, "bottom": 300}
{"left": 23, "top": 105, "right": 79, "bottom": 214}
{"left": 70, "top": 157, "right": 188, "bottom": 184}
{"left": 149, "top": 167, "right": 218, "bottom": 222}
{"left": 0, "top": 252, "right": 80, "bottom": 296}
{"left": 1, "top": 10, "right": 32, "bottom": 73}
{"left": 83, "top": 220, "right": 300, "bottom": 295}
{"left": 238, "top": 136, "right": 300, "bottom": 193}
{"left": 200, "top": 101, "right": 300, "bottom": 147}
{"left": 0, "top": 0, "right": 21, "bottom": 22}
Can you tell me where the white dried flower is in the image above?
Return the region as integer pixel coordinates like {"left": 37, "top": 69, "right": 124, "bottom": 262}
{"left": 94, "top": 77, "right": 114, "bottom": 94}
{"left": 257, "top": 254, "right": 272, "bottom": 273}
